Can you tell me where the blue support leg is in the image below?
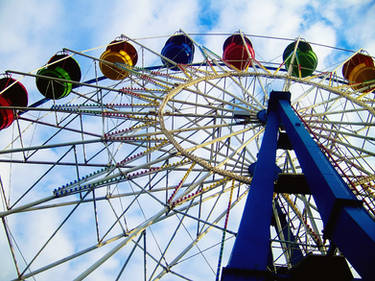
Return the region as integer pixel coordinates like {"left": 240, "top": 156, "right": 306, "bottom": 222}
{"left": 222, "top": 99, "right": 280, "bottom": 281}
{"left": 275, "top": 91, "right": 375, "bottom": 280}
{"left": 222, "top": 90, "right": 375, "bottom": 280}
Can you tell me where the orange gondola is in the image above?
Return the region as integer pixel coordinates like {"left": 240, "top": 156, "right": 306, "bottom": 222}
{"left": 342, "top": 53, "right": 375, "bottom": 92}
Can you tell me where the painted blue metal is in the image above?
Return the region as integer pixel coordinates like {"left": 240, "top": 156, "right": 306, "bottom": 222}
{"left": 222, "top": 90, "right": 375, "bottom": 280}
{"left": 275, "top": 91, "right": 375, "bottom": 279}
{"left": 222, "top": 100, "right": 280, "bottom": 281}
{"left": 247, "top": 162, "right": 281, "bottom": 180}
{"left": 256, "top": 109, "right": 267, "bottom": 125}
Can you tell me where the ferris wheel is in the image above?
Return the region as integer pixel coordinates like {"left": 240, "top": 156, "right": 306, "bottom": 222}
{"left": 0, "top": 31, "right": 375, "bottom": 281}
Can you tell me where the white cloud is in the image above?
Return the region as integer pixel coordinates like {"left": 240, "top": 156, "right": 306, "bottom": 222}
{"left": 303, "top": 22, "right": 337, "bottom": 70}
{"left": 0, "top": 222, "right": 17, "bottom": 280}
{"left": 0, "top": 0, "right": 67, "bottom": 72}
{"left": 84, "top": 0, "right": 201, "bottom": 48}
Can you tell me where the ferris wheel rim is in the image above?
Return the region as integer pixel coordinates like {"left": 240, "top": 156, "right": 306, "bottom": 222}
{"left": 157, "top": 69, "right": 375, "bottom": 182}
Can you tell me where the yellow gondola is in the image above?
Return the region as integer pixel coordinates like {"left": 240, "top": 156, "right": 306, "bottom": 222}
{"left": 99, "top": 40, "right": 138, "bottom": 80}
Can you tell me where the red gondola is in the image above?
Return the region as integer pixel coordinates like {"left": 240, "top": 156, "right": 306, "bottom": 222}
{"left": 0, "top": 77, "right": 28, "bottom": 129}
{"left": 223, "top": 34, "right": 255, "bottom": 70}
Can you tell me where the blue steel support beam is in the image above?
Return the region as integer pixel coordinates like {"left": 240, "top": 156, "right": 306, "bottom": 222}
{"left": 222, "top": 96, "right": 281, "bottom": 281}
{"left": 275, "top": 91, "right": 375, "bottom": 280}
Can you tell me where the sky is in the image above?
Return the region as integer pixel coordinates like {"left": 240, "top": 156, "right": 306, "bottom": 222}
{"left": 1, "top": 0, "right": 375, "bottom": 75}
{"left": 0, "top": 0, "right": 375, "bottom": 280}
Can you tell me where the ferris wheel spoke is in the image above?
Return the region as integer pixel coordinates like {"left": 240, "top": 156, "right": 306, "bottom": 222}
{"left": 168, "top": 98, "right": 238, "bottom": 114}
{"left": 129, "top": 232, "right": 194, "bottom": 281}
{"left": 360, "top": 110, "right": 375, "bottom": 141}
{"left": 308, "top": 123, "right": 375, "bottom": 142}
{"left": 249, "top": 64, "right": 271, "bottom": 104}
{"left": 279, "top": 194, "right": 324, "bottom": 252}
{"left": 114, "top": 232, "right": 143, "bottom": 281}
{"left": 324, "top": 144, "right": 374, "bottom": 176}
{"left": 296, "top": 94, "right": 341, "bottom": 116}
{"left": 197, "top": 180, "right": 235, "bottom": 237}
{"left": 159, "top": 106, "right": 247, "bottom": 165}
{"left": 131, "top": 236, "right": 195, "bottom": 281}
{"left": 219, "top": 118, "right": 261, "bottom": 164}
{"left": 74, "top": 205, "right": 173, "bottom": 281}
{"left": 113, "top": 183, "right": 170, "bottom": 273}
{"left": 181, "top": 216, "right": 217, "bottom": 275}
{"left": 205, "top": 76, "right": 265, "bottom": 111}
{"left": 271, "top": 202, "right": 295, "bottom": 268}
{"left": 1, "top": 217, "right": 22, "bottom": 277}
{"left": 0, "top": 194, "right": 56, "bottom": 217}
{"left": 148, "top": 199, "right": 201, "bottom": 280}
{"left": 172, "top": 123, "right": 262, "bottom": 170}
{"left": 171, "top": 207, "right": 237, "bottom": 236}
{"left": 20, "top": 115, "right": 101, "bottom": 137}
{"left": 8, "top": 146, "right": 75, "bottom": 209}
{"left": 185, "top": 126, "right": 253, "bottom": 154}
{"left": 302, "top": 106, "right": 370, "bottom": 122}
{"left": 172, "top": 123, "right": 258, "bottom": 166}
{"left": 17, "top": 190, "right": 92, "bottom": 278}
{"left": 149, "top": 178, "right": 238, "bottom": 230}
{"left": 13, "top": 182, "right": 194, "bottom": 214}
{"left": 273, "top": 154, "right": 326, "bottom": 257}
{"left": 19, "top": 233, "right": 126, "bottom": 280}
{"left": 313, "top": 130, "right": 375, "bottom": 156}
{"left": 184, "top": 83, "right": 253, "bottom": 114}
{"left": 154, "top": 187, "right": 246, "bottom": 280}
{"left": 298, "top": 195, "right": 326, "bottom": 251}
{"left": 125, "top": 122, "right": 242, "bottom": 139}
{"left": 0, "top": 138, "right": 103, "bottom": 156}
{"left": 307, "top": 118, "right": 374, "bottom": 127}
{"left": 3, "top": 111, "right": 82, "bottom": 157}
{"left": 233, "top": 73, "right": 256, "bottom": 101}
{"left": 292, "top": 85, "right": 320, "bottom": 109}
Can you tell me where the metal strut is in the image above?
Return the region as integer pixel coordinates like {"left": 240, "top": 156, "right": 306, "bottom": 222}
{"left": 222, "top": 92, "right": 281, "bottom": 281}
{"left": 222, "top": 91, "right": 375, "bottom": 280}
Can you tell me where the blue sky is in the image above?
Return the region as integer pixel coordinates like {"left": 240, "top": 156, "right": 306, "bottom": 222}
{"left": 0, "top": 0, "right": 375, "bottom": 280}
{"left": 1, "top": 0, "right": 374, "bottom": 75}
{"left": 0, "top": 0, "right": 373, "bottom": 103}
{"left": 1, "top": 0, "right": 374, "bottom": 112}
